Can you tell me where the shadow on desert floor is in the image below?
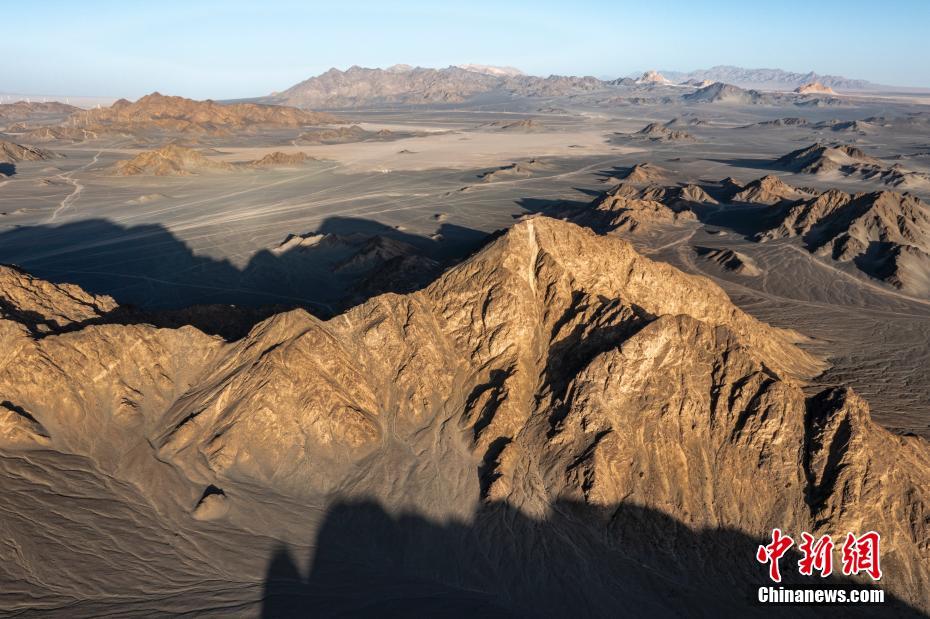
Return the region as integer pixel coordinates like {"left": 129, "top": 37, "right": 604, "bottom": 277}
{"left": 0, "top": 216, "right": 489, "bottom": 337}
{"left": 259, "top": 499, "right": 922, "bottom": 618}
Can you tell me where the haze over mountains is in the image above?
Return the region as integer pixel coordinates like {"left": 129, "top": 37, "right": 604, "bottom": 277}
{"left": 658, "top": 65, "right": 880, "bottom": 91}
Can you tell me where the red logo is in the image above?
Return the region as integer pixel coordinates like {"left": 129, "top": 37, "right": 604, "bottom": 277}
{"left": 841, "top": 532, "right": 882, "bottom": 581}
{"left": 757, "top": 529, "right": 882, "bottom": 582}
{"left": 798, "top": 532, "right": 834, "bottom": 577}
{"left": 756, "top": 528, "right": 794, "bottom": 582}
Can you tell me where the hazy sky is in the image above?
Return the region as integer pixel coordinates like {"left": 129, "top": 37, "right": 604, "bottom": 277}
{"left": 4, "top": 0, "right": 929, "bottom": 99}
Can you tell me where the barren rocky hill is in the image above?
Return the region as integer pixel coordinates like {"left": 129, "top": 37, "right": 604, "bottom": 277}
{"left": 682, "top": 82, "right": 765, "bottom": 104}
{"left": 478, "top": 159, "right": 548, "bottom": 183}
{"left": 634, "top": 121, "right": 696, "bottom": 142}
{"left": 775, "top": 143, "right": 930, "bottom": 189}
{"left": 730, "top": 174, "right": 813, "bottom": 204}
{"left": 114, "top": 145, "right": 318, "bottom": 175}
{"left": 1, "top": 218, "right": 928, "bottom": 615}
{"left": 621, "top": 162, "right": 670, "bottom": 183}
{"left": 814, "top": 119, "right": 880, "bottom": 133}
{"left": 0, "top": 100, "right": 80, "bottom": 128}
{"left": 567, "top": 180, "right": 717, "bottom": 233}
{"left": 760, "top": 189, "right": 930, "bottom": 295}
{"left": 296, "top": 123, "right": 425, "bottom": 144}
{"left": 0, "top": 264, "right": 118, "bottom": 331}
{"left": 742, "top": 116, "right": 810, "bottom": 129}
{"left": 114, "top": 144, "right": 235, "bottom": 176}
{"left": 574, "top": 185, "right": 698, "bottom": 232}
{"left": 695, "top": 246, "right": 762, "bottom": 276}
{"left": 245, "top": 151, "right": 314, "bottom": 167}
{"left": 36, "top": 93, "right": 341, "bottom": 141}
{"left": 481, "top": 118, "right": 542, "bottom": 132}
{"left": 635, "top": 70, "right": 673, "bottom": 85}
{"left": 795, "top": 81, "right": 837, "bottom": 95}
{"left": 775, "top": 143, "right": 882, "bottom": 174}
{"left": 0, "top": 139, "right": 58, "bottom": 163}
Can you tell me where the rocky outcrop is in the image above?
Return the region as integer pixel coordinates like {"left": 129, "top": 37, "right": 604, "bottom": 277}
{"left": 0, "top": 264, "right": 117, "bottom": 332}
{"left": 479, "top": 159, "right": 547, "bottom": 182}
{"left": 683, "top": 82, "right": 765, "bottom": 104}
{"left": 592, "top": 196, "right": 695, "bottom": 232}
{"left": 48, "top": 92, "right": 340, "bottom": 140}
{"left": 625, "top": 182, "right": 718, "bottom": 208}
{"left": 245, "top": 151, "right": 314, "bottom": 167}
{"left": 634, "top": 122, "right": 696, "bottom": 142}
{"left": 0, "top": 100, "right": 80, "bottom": 125}
{"left": 635, "top": 70, "right": 673, "bottom": 85}
{"left": 731, "top": 174, "right": 812, "bottom": 204}
{"left": 562, "top": 181, "right": 720, "bottom": 234}
{"left": 117, "top": 146, "right": 318, "bottom": 175}
{"left": 114, "top": 144, "right": 234, "bottom": 176}
{"left": 742, "top": 117, "right": 809, "bottom": 128}
{"left": 774, "top": 143, "right": 929, "bottom": 189}
{"left": 775, "top": 143, "right": 881, "bottom": 174}
{"left": 480, "top": 119, "right": 542, "bottom": 132}
{"left": 296, "top": 124, "right": 422, "bottom": 144}
{"left": 0, "top": 139, "right": 58, "bottom": 163}
{"left": 795, "top": 82, "right": 837, "bottom": 95}
{"left": 760, "top": 189, "right": 930, "bottom": 295}
{"left": 621, "top": 162, "right": 670, "bottom": 184}
{"left": 695, "top": 247, "right": 762, "bottom": 276}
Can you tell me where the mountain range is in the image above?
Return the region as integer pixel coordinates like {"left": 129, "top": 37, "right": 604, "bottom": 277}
{"left": 263, "top": 64, "right": 894, "bottom": 109}
{"left": 267, "top": 65, "right": 604, "bottom": 108}
{"left": 657, "top": 65, "right": 879, "bottom": 90}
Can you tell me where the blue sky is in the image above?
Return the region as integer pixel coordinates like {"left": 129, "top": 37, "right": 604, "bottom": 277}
{"left": 3, "top": 0, "right": 928, "bottom": 99}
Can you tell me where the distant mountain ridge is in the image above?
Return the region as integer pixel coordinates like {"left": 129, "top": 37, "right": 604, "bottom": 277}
{"left": 658, "top": 65, "right": 876, "bottom": 91}
{"left": 266, "top": 64, "right": 912, "bottom": 109}
{"left": 268, "top": 65, "right": 604, "bottom": 108}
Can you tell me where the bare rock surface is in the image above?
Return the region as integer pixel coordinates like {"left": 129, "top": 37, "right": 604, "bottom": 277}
{"left": 683, "top": 82, "right": 764, "bottom": 104}
{"left": 731, "top": 174, "right": 813, "bottom": 204}
{"left": 795, "top": 81, "right": 837, "bottom": 95}
{"left": 1, "top": 217, "right": 928, "bottom": 616}
{"left": 0, "top": 140, "right": 58, "bottom": 163}
{"left": 774, "top": 143, "right": 930, "bottom": 189}
{"left": 22, "top": 93, "right": 340, "bottom": 144}
{"left": 634, "top": 121, "right": 696, "bottom": 142}
{"left": 695, "top": 246, "right": 763, "bottom": 276}
{"left": 621, "top": 162, "right": 670, "bottom": 184}
{"left": 114, "top": 144, "right": 235, "bottom": 176}
{"left": 0, "top": 264, "right": 118, "bottom": 331}
{"left": 760, "top": 189, "right": 930, "bottom": 295}
{"left": 115, "top": 145, "right": 316, "bottom": 175}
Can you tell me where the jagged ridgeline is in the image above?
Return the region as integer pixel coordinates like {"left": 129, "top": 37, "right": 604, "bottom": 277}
{"left": 0, "top": 217, "right": 928, "bottom": 616}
